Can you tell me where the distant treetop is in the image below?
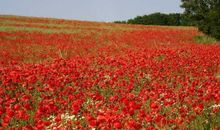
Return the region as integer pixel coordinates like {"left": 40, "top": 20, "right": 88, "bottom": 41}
{"left": 114, "top": 12, "right": 191, "bottom": 26}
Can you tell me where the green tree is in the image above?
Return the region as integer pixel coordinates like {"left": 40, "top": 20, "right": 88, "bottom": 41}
{"left": 114, "top": 21, "right": 127, "bottom": 24}
{"left": 167, "top": 13, "right": 181, "bottom": 26}
{"left": 126, "top": 12, "right": 190, "bottom": 26}
{"left": 181, "top": 0, "right": 220, "bottom": 40}
{"left": 144, "top": 13, "right": 168, "bottom": 25}
{"left": 127, "top": 13, "right": 170, "bottom": 25}
{"left": 127, "top": 16, "right": 145, "bottom": 24}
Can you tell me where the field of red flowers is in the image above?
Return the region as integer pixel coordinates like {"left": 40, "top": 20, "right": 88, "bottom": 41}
{"left": 0, "top": 15, "right": 220, "bottom": 129}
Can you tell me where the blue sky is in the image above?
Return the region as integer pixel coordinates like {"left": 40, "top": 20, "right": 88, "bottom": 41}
{"left": 0, "top": 0, "right": 183, "bottom": 22}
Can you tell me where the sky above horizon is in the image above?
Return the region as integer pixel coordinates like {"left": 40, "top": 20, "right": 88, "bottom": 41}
{"left": 0, "top": 0, "right": 183, "bottom": 22}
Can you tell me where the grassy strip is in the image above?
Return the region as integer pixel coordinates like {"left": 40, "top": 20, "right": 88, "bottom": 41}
{"left": 0, "top": 17, "right": 136, "bottom": 31}
{"left": 194, "top": 35, "right": 219, "bottom": 44}
{"left": 0, "top": 26, "right": 81, "bottom": 34}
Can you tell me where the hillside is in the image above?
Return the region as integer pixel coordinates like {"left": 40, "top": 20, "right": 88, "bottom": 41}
{"left": 0, "top": 15, "right": 202, "bottom": 64}
{"left": 0, "top": 15, "right": 220, "bottom": 129}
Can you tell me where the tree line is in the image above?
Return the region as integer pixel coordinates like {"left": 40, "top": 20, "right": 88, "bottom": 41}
{"left": 115, "top": 0, "right": 220, "bottom": 40}
{"left": 114, "top": 13, "right": 191, "bottom": 26}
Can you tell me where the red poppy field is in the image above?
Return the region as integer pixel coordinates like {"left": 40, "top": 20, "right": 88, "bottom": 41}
{"left": 0, "top": 15, "right": 220, "bottom": 130}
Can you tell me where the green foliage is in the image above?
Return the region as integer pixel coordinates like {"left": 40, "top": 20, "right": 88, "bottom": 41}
{"left": 117, "top": 12, "right": 192, "bottom": 26}
{"left": 114, "top": 21, "right": 127, "bottom": 24}
{"left": 166, "top": 13, "right": 181, "bottom": 25}
{"left": 194, "top": 35, "right": 218, "bottom": 44}
{"left": 127, "top": 13, "right": 170, "bottom": 25}
{"left": 181, "top": 0, "right": 220, "bottom": 40}
{"left": 188, "top": 111, "right": 220, "bottom": 130}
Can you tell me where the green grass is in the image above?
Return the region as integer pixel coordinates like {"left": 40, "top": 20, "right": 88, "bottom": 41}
{"left": 0, "top": 25, "right": 81, "bottom": 34}
{"left": 188, "top": 111, "right": 220, "bottom": 130}
{"left": 194, "top": 35, "right": 219, "bottom": 44}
